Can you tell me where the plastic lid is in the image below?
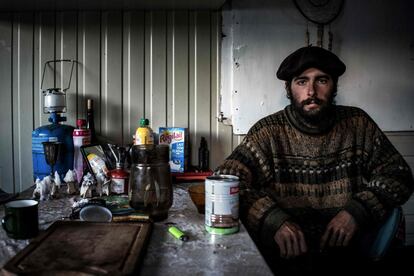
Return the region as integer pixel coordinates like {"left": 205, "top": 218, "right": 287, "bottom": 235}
{"left": 140, "top": 118, "right": 149, "bottom": 127}
{"left": 87, "top": 98, "right": 93, "bottom": 109}
{"left": 76, "top": 119, "right": 87, "bottom": 128}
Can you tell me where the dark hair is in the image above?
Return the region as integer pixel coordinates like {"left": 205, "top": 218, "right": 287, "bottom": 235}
{"left": 285, "top": 77, "right": 338, "bottom": 100}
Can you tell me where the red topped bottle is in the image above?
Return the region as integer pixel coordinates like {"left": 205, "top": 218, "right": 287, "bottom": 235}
{"left": 73, "top": 119, "right": 91, "bottom": 182}
{"left": 110, "top": 162, "right": 129, "bottom": 195}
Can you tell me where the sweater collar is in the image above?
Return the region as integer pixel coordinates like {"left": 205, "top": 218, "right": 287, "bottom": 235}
{"left": 284, "top": 104, "right": 336, "bottom": 135}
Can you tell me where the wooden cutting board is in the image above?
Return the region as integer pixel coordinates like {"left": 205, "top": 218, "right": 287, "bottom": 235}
{"left": 2, "top": 221, "right": 152, "bottom": 275}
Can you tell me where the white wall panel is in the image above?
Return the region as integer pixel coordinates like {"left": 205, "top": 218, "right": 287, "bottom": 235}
{"left": 56, "top": 12, "right": 78, "bottom": 127}
{"left": 189, "top": 12, "right": 212, "bottom": 166}
{"left": 101, "top": 11, "right": 123, "bottom": 144}
{"left": 0, "top": 13, "right": 13, "bottom": 193}
{"left": 12, "top": 13, "right": 34, "bottom": 192}
{"left": 167, "top": 11, "right": 189, "bottom": 128}
{"left": 35, "top": 12, "right": 55, "bottom": 127}
{"left": 145, "top": 11, "right": 167, "bottom": 134}
{"left": 211, "top": 12, "right": 234, "bottom": 169}
{"left": 77, "top": 12, "right": 101, "bottom": 132}
{"left": 122, "top": 11, "right": 145, "bottom": 146}
{"left": 387, "top": 132, "right": 414, "bottom": 157}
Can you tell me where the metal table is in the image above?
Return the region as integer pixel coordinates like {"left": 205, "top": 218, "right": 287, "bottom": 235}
{"left": 0, "top": 184, "right": 273, "bottom": 275}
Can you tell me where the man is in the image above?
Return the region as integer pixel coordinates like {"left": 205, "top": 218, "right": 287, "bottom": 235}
{"left": 215, "top": 46, "right": 414, "bottom": 273}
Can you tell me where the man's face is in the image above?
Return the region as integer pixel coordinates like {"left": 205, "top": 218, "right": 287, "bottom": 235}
{"left": 288, "top": 67, "right": 335, "bottom": 119}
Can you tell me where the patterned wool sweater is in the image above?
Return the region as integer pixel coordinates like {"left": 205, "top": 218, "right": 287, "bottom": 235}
{"left": 216, "top": 105, "right": 414, "bottom": 250}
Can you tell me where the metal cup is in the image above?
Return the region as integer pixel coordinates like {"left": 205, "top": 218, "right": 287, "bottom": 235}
{"left": 2, "top": 199, "right": 39, "bottom": 239}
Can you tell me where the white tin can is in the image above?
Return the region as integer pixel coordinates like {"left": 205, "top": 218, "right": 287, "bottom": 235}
{"left": 205, "top": 175, "right": 239, "bottom": 235}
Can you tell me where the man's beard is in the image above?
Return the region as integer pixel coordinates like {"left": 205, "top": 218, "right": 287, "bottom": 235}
{"left": 291, "top": 94, "right": 335, "bottom": 124}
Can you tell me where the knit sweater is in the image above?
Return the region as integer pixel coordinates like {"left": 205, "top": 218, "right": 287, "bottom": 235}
{"left": 216, "top": 105, "right": 414, "bottom": 250}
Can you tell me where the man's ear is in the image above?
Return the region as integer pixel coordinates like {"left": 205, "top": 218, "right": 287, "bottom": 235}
{"left": 285, "top": 81, "right": 291, "bottom": 100}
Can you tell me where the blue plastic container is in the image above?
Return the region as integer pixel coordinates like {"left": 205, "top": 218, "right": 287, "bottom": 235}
{"left": 32, "top": 113, "right": 74, "bottom": 180}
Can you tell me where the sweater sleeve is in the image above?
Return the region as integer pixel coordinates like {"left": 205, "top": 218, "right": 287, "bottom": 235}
{"left": 215, "top": 133, "right": 290, "bottom": 242}
{"left": 344, "top": 121, "right": 414, "bottom": 227}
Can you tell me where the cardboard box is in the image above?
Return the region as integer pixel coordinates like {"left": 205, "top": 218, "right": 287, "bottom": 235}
{"left": 159, "top": 127, "right": 188, "bottom": 172}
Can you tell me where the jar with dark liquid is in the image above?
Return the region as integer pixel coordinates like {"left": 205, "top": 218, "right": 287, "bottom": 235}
{"left": 129, "top": 144, "right": 172, "bottom": 221}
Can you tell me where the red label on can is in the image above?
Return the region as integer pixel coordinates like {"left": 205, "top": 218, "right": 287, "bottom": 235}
{"left": 230, "top": 186, "right": 239, "bottom": 194}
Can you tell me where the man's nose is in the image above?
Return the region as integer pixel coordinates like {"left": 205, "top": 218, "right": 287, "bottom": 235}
{"left": 307, "top": 81, "right": 316, "bottom": 96}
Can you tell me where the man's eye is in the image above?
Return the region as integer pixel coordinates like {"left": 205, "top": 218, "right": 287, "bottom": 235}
{"left": 318, "top": 78, "right": 328, "bottom": 84}
{"left": 296, "top": 80, "right": 306, "bottom": 85}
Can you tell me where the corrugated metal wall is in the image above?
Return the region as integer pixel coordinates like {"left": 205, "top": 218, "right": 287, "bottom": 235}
{"left": 0, "top": 10, "right": 234, "bottom": 193}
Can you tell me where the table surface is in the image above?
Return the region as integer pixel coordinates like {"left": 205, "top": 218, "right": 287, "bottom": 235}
{"left": 0, "top": 183, "right": 273, "bottom": 275}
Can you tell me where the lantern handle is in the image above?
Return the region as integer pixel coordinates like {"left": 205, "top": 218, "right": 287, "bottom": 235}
{"left": 40, "top": 59, "right": 75, "bottom": 92}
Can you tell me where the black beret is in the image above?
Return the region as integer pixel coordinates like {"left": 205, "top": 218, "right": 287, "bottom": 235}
{"left": 276, "top": 46, "right": 346, "bottom": 81}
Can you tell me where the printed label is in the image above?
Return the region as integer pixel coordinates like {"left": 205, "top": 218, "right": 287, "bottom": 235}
{"left": 205, "top": 176, "right": 239, "bottom": 229}
{"left": 159, "top": 127, "right": 187, "bottom": 172}
{"left": 111, "top": 178, "right": 125, "bottom": 194}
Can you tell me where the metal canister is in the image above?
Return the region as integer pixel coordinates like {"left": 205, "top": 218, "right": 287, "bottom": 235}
{"left": 205, "top": 175, "right": 239, "bottom": 235}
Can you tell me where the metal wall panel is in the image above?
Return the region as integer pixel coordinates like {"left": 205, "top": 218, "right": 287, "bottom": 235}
{"left": 56, "top": 11, "right": 78, "bottom": 126}
{"left": 77, "top": 12, "right": 101, "bottom": 132}
{"left": 12, "top": 13, "right": 34, "bottom": 192}
{"left": 122, "top": 11, "right": 145, "bottom": 146}
{"left": 210, "top": 12, "right": 234, "bottom": 169}
{"left": 0, "top": 10, "right": 230, "bottom": 193}
{"left": 0, "top": 13, "right": 13, "bottom": 193}
{"left": 167, "top": 11, "right": 189, "bottom": 128}
{"left": 145, "top": 11, "right": 168, "bottom": 133}
{"left": 35, "top": 12, "right": 55, "bottom": 127}
{"left": 189, "top": 12, "right": 211, "bottom": 165}
{"left": 101, "top": 11, "right": 123, "bottom": 143}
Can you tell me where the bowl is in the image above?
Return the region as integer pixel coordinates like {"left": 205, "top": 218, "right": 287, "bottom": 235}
{"left": 79, "top": 205, "right": 113, "bottom": 222}
{"left": 188, "top": 184, "right": 205, "bottom": 214}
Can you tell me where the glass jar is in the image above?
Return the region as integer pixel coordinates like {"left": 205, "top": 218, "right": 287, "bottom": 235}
{"left": 129, "top": 145, "right": 172, "bottom": 221}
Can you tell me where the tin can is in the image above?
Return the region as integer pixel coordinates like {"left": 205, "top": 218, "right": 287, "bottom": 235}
{"left": 205, "top": 175, "right": 239, "bottom": 235}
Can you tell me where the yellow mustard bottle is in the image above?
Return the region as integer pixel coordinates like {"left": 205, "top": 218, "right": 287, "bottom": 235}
{"left": 135, "top": 118, "right": 154, "bottom": 145}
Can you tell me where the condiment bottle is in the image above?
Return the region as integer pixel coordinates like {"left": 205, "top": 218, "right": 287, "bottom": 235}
{"left": 110, "top": 162, "right": 129, "bottom": 195}
{"left": 86, "top": 99, "right": 97, "bottom": 143}
{"left": 73, "top": 119, "right": 91, "bottom": 182}
{"left": 134, "top": 118, "right": 154, "bottom": 145}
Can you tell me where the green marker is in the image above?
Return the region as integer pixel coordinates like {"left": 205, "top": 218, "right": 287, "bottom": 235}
{"left": 168, "top": 226, "right": 189, "bottom": 241}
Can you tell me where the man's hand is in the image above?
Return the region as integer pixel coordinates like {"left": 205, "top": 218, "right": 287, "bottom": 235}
{"left": 320, "top": 210, "right": 358, "bottom": 251}
{"left": 274, "top": 221, "right": 307, "bottom": 259}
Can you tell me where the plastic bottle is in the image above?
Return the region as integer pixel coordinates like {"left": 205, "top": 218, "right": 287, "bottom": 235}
{"left": 73, "top": 119, "right": 91, "bottom": 182}
{"left": 198, "top": 137, "right": 209, "bottom": 171}
{"left": 86, "top": 99, "right": 97, "bottom": 143}
{"left": 134, "top": 118, "right": 154, "bottom": 145}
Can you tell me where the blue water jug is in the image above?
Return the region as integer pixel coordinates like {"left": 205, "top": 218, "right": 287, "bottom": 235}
{"left": 32, "top": 113, "right": 74, "bottom": 180}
